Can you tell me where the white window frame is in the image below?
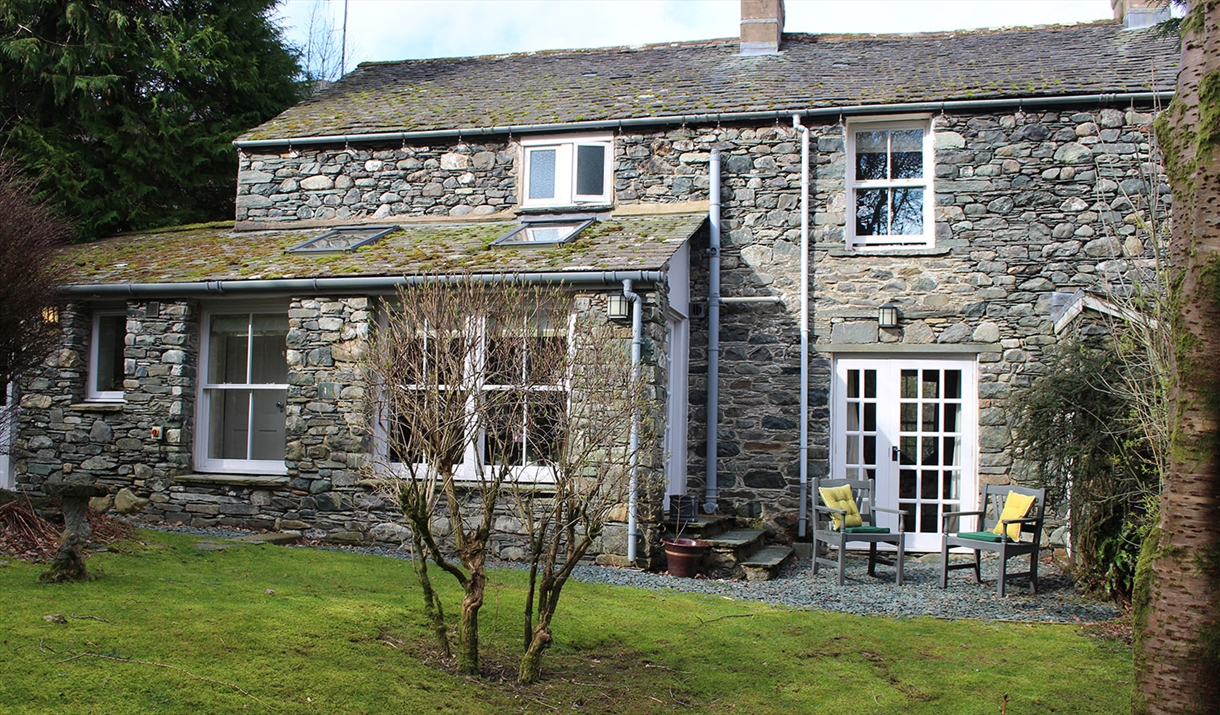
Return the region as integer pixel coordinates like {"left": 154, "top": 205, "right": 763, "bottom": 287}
{"left": 195, "top": 304, "right": 289, "bottom": 475}
{"left": 378, "top": 311, "right": 574, "bottom": 485}
{"left": 520, "top": 133, "right": 613, "bottom": 208}
{"left": 87, "top": 310, "right": 127, "bottom": 402}
{"left": 846, "top": 117, "right": 935, "bottom": 250}
{"left": 0, "top": 382, "right": 15, "bottom": 489}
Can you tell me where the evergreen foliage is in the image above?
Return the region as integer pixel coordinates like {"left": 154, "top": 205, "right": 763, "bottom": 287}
{"left": 0, "top": 0, "right": 303, "bottom": 239}
{"left": 1010, "top": 338, "right": 1158, "bottom": 603}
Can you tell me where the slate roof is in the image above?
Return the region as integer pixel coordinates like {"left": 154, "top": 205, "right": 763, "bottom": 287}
{"left": 242, "top": 22, "right": 1179, "bottom": 142}
{"left": 59, "top": 214, "right": 704, "bottom": 287}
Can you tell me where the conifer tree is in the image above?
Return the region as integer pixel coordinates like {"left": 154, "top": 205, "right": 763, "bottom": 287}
{"left": 0, "top": 0, "right": 303, "bottom": 239}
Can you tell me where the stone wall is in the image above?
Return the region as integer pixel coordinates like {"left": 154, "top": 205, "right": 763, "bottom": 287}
{"left": 237, "top": 141, "right": 517, "bottom": 224}
{"left": 18, "top": 105, "right": 1166, "bottom": 546}
{"left": 15, "top": 289, "right": 670, "bottom": 561}
{"left": 606, "top": 109, "right": 1163, "bottom": 530}
{"left": 16, "top": 301, "right": 199, "bottom": 497}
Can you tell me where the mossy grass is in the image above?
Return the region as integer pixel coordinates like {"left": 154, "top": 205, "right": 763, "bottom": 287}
{"left": 0, "top": 529, "right": 1131, "bottom": 714}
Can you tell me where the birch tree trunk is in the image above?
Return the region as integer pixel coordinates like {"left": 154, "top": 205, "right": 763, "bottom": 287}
{"left": 1134, "top": 2, "right": 1220, "bottom": 712}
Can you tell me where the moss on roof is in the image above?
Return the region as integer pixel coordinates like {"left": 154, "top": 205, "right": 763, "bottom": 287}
{"left": 240, "top": 23, "right": 1178, "bottom": 142}
{"left": 59, "top": 214, "right": 705, "bottom": 286}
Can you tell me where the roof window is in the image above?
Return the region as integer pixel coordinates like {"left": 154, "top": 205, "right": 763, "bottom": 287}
{"left": 288, "top": 225, "right": 397, "bottom": 253}
{"left": 493, "top": 218, "right": 593, "bottom": 247}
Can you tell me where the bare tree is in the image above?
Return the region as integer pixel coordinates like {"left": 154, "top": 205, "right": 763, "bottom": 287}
{"left": 512, "top": 310, "right": 658, "bottom": 684}
{"left": 363, "top": 279, "right": 571, "bottom": 676}
{"left": 0, "top": 161, "right": 68, "bottom": 450}
{"left": 297, "top": 0, "right": 345, "bottom": 87}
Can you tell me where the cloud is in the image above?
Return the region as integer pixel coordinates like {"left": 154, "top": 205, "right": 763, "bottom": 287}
{"left": 274, "top": 0, "right": 1114, "bottom": 71}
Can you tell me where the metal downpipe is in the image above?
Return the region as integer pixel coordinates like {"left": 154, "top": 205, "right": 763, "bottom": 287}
{"left": 705, "top": 148, "right": 721, "bottom": 515}
{"left": 794, "top": 115, "right": 811, "bottom": 538}
{"left": 623, "top": 279, "right": 644, "bottom": 564}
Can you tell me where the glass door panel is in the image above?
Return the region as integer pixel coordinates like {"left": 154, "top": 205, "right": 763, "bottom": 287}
{"left": 896, "top": 367, "right": 965, "bottom": 543}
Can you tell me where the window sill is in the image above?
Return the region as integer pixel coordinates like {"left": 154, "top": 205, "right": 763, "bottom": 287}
{"left": 170, "top": 473, "right": 291, "bottom": 488}
{"left": 362, "top": 470, "right": 559, "bottom": 493}
{"left": 516, "top": 204, "right": 613, "bottom": 217}
{"left": 70, "top": 401, "right": 125, "bottom": 412}
{"left": 819, "top": 245, "right": 951, "bottom": 258}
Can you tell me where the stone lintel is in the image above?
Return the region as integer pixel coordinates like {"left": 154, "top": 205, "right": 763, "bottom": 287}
{"left": 814, "top": 343, "right": 1001, "bottom": 355}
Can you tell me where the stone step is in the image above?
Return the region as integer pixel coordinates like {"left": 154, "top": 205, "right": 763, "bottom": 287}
{"left": 231, "top": 532, "right": 302, "bottom": 545}
{"left": 740, "top": 545, "right": 794, "bottom": 581}
{"left": 704, "top": 528, "right": 765, "bottom": 552}
{"left": 702, "top": 528, "right": 766, "bottom": 578}
{"left": 661, "top": 514, "right": 736, "bottom": 540}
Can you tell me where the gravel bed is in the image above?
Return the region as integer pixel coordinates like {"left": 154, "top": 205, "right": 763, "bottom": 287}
{"left": 140, "top": 523, "right": 1119, "bottom": 624}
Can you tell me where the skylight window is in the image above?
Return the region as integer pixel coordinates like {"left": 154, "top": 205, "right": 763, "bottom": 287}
{"left": 493, "top": 218, "right": 593, "bottom": 247}
{"left": 288, "top": 226, "right": 397, "bottom": 253}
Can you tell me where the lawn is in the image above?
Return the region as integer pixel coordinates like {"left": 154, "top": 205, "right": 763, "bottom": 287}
{"left": 0, "top": 530, "right": 1131, "bottom": 714}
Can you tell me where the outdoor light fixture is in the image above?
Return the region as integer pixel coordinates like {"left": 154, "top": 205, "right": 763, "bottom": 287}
{"left": 606, "top": 294, "right": 631, "bottom": 320}
{"left": 878, "top": 303, "right": 900, "bottom": 329}
{"left": 41, "top": 306, "right": 60, "bottom": 324}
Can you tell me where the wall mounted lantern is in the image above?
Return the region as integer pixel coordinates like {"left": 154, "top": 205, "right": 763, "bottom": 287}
{"left": 878, "top": 302, "right": 900, "bottom": 329}
{"left": 606, "top": 294, "right": 631, "bottom": 320}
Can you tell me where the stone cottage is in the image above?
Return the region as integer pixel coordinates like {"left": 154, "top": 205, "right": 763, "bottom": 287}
{"left": 8, "top": 0, "right": 1178, "bottom": 565}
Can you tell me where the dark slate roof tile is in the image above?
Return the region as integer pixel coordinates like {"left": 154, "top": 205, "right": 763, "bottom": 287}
{"left": 242, "top": 23, "right": 1178, "bottom": 142}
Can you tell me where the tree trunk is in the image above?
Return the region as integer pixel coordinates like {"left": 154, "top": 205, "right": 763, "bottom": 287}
{"left": 519, "top": 613, "right": 554, "bottom": 685}
{"left": 456, "top": 569, "right": 485, "bottom": 676}
{"left": 411, "top": 530, "right": 450, "bottom": 658}
{"left": 39, "top": 494, "right": 94, "bottom": 583}
{"left": 1135, "top": 3, "right": 1220, "bottom": 712}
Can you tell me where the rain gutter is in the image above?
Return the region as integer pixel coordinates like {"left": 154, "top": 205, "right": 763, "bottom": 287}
{"left": 233, "top": 92, "right": 1175, "bottom": 149}
{"left": 61, "top": 271, "right": 667, "bottom": 299}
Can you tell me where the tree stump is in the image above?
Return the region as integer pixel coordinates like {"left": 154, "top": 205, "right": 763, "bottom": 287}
{"left": 39, "top": 481, "right": 109, "bottom": 583}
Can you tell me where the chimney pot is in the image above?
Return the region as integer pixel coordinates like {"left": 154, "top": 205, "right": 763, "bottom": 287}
{"left": 740, "top": 0, "right": 784, "bottom": 55}
{"left": 1111, "top": 0, "right": 1170, "bottom": 29}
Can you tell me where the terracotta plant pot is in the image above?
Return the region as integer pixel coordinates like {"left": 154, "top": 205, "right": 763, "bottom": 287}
{"left": 663, "top": 537, "right": 709, "bottom": 578}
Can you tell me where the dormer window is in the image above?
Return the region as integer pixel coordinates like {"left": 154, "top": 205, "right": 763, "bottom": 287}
{"left": 521, "top": 134, "right": 612, "bottom": 208}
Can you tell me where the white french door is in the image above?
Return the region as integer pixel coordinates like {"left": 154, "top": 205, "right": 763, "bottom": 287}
{"left": 833, "top": 357, "right": 977, "bottom": 552}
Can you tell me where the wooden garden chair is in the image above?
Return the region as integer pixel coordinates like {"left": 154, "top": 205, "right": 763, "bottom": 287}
{"left": 812, "top": 477, "right": 906, "bottom": 586}
{"left": 939, "top": 484, "right": 1046, "bottom": 597}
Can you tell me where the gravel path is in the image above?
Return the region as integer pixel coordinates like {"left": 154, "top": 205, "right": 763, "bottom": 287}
{"left": 141, "top": 523, "right": 1119, "bottom": 624}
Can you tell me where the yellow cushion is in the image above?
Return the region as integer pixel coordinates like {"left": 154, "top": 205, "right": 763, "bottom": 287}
{"left": 991, "top": 491, "right": 1036, "bottom": 541}
{"left": 818, "top": 485, "right": 863, "bottom": 530}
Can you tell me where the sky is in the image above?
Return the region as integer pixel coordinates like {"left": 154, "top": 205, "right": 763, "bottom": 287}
{"left": 272, "top": 0, "right": 1119, "bottom": 74}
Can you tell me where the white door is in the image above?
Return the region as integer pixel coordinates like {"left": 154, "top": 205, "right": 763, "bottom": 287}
{"left": 664, "top": 315, "right": 689, "bottom": 498}
{"left": 0, "top": 383, "right": 15, "bottom": 489}
{"left": 833, "top": 357, "right": 977, "bottom": 552}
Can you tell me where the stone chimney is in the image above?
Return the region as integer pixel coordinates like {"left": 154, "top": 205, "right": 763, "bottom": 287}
{"left": 1111, "top": 0, "right": 1170, "bottom": 29}
{"left": 740, "top": 0, "right": 784, "bottom": 55}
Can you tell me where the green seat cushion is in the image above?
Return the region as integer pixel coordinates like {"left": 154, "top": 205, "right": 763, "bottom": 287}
{"left": 955, "top": 531, "right": 1003, "bottom": 543}
{"left": 845, "top": 525, "right": 890, "bottom": 534}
